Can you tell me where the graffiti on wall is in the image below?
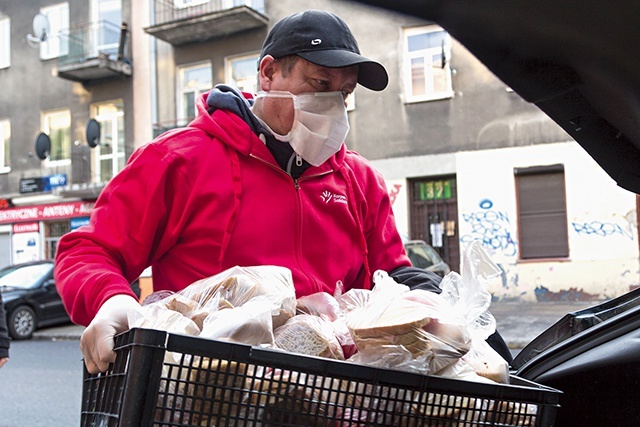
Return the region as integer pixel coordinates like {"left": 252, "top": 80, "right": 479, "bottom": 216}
{"left": 572, "top": 220, "right": 636, "bottom": 240}
{"left": 388, "top": 183, "right": 402, "bottom": 206}
{"left": 460, "top": 198, "right": 518, "bottom": 256}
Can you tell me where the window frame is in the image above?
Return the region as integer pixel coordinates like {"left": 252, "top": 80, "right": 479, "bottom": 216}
{"left": 177, "top": 62, "right": 212, "bottom": 126}
{"left": 402, "top": 25, "right": 454, "bottom": 103}
{"left": 90, "top": 100, "right": 125, "bottom": 183}
{"left": 40, "top": 2, "right": 70, "bottom": 60}
{"left": 0, "top": 119, "right": 10, "bottom": 173}
{"left": 42, "top": 109, "right": 71, "bottom": 166}
{"left": 90, "top": 0, "right": 122, "bottom": 59}
{"left": 515, "top": 164, "right": 570, "bottom": 260}
{"left": 0, "top": 16, "right": 10, "bottom": 69}
{"left": 225, "top": 52, "right": 260, "bottom": 95}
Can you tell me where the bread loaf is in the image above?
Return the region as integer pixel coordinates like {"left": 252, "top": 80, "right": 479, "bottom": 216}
{"left": 347, "top": 295, "right": 433, "bottom": 359}
{"left": 274, "top": 314, "right": 345, "bottom": 360}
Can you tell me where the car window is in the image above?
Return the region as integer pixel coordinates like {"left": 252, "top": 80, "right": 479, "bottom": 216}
{"left": 406, "top": 243, "right": 443, "bottom": 269}
{"left": 0, "top": 264, "right": 53, "bottom": 289}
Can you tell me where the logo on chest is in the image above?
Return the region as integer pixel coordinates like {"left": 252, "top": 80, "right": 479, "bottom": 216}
{"left": 321, "top": 190, "right": 348, "bottom": 204}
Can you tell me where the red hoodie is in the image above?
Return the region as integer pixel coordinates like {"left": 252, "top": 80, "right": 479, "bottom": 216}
{"left": 54, "top": 91, "right": 411, "bottom": 326}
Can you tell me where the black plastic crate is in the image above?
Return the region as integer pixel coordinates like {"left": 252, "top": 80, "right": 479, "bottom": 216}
{"left": 81, "top": 328, "right": 560, "bottom": 426}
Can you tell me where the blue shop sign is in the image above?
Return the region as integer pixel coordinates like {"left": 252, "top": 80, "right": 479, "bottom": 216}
{"left": 44, "top": 174, "right": 67, "bottom": 191}
{"left": 70, "top": 217, "right": 90, "bottom": 230}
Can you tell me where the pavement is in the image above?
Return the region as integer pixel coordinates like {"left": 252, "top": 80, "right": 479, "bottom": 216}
{"left": 32, "top": 300, "right": 600, "bottom": 349}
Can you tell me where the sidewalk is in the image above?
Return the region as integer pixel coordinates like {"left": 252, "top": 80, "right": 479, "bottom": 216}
{"left": 32, "top": 300, "right": 600, "bottom": 349}
{"left": 489, "top": 300, "right": 596, "bottom": 349}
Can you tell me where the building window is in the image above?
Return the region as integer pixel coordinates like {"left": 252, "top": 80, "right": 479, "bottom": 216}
{"left": 91, "top": 0, "right": 122, "bottom": 59}
{"left": 40, "top": 3, "right": 69, "bottom": 60}
{"left": 0, "top": 119, "right": 10, "bottom": 173}
{"left": 42, "top": 109, "right": 71, "bottom": 165}
{"left": 515, "top": 165, "right": 569, "bottom": 259}
{"left": 0, "top": 16, "right": 10, "bottom": 69}
{"left": 402, "top": 25, "right": 453, "bottom": 103}
{"left": 91, "top": 101, "right": 125, "bottom": 182}
{"left": 45, "top": 221, "right": 70, "bottom": 260}
{"left": 177, "top": 62, "right": 212, "bottom": 125}
{"left": 226, "top": 53, "right": 259, "bottom": 95}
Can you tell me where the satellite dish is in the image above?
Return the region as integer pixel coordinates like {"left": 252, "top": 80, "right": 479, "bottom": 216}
{"left": 34, "top": 132, "right": 51, "bottom": 160}
{"left": 85, "top": 119, "right": 101, "bottom": 148}
{"left": 27, "top": 14, "right": 50, "bottom": 47}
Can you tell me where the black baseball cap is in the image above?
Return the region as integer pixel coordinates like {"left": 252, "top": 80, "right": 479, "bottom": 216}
{"left": 259, "top": 10, "right": 389, "bottom": 91}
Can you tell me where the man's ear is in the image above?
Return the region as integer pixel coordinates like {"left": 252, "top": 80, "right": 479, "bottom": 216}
{"left": 258, "top": 55, "right": 277, "bottom": 91}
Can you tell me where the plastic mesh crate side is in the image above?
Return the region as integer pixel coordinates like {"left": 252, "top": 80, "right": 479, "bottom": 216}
{"left": 86, "top": 329, "right": 561, "bottom": 426}
{"left": 117, "top": 329, "right": 169, "bottom": 426}
{"left": 80, "top": 329, "right": 169, "bottom": 427}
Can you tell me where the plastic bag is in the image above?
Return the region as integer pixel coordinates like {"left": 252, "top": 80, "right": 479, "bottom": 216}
{"left": 128, "top": 265, "right": 297, "bottom": 339}
{"left": 435, "top": 241, "right": 510, "bottom": 382}
{"left": 345, "top": 241, "right": 508, "bottom": 379}
{"left": 274, "top": 314, "right": 345, "bottom": 360}
{"left": 296, "top": 290, "right": 358, "bottom": 358}
{"left": 345, "top": 272, "right": 468, "bottom": 375}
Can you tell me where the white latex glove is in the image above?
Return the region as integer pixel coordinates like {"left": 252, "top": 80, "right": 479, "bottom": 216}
{"left": 80, "top": 294, "right": 141, "bottom": 374}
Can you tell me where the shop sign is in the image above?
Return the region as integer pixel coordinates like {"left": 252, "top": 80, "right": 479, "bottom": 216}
{"left": 19, "top": 174, "right": 68, "bottom": 194}
{"left": 44, "top": 174, "right": 67, "bottom": 190}
{"left": 20, "top": 177, "right": 45, "bottom": 194}
{"left": 70, "top": 217, "right": 90, "bottom": 230}
{"left": 12, "top": 222, "right": 39, "bottom": 233}
{"left": 0, "top": 201, "right": 95, "bottom": 224}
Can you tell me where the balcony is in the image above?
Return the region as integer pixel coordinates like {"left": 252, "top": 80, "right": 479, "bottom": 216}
{"left": 145, "top": 0, "right": 268, "bottom": 46}
{"left": 55, "top": 20, "right": 132, "bottom": 83}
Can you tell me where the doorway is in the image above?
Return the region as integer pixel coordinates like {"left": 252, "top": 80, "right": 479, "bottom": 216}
{"left": 408, "top": 175, "right": 460, "bottom": 272}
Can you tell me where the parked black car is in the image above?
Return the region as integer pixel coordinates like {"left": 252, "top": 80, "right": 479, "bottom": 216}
{"left": 354, "top": 1, "right": 640, "bottom": 425}
{"left": 0, "top": 261, "right": 70, "bottom": 340}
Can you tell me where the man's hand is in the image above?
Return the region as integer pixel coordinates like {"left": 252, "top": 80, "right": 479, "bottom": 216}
{"left": 80, "top": 294, "right": 141, "bottom": 374}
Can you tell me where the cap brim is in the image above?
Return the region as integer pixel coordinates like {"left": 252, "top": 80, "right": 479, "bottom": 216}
{"left": 297, "top": 50, "right": 389, "bottom": 91}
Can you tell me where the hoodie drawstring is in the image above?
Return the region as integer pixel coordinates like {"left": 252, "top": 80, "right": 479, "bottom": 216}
{"left": 217, "top": 146, "right": 243, "bottom": 269}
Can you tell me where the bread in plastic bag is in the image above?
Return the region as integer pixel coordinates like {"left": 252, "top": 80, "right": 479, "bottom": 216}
{"left": 129, "top": 265, "right": 297, "bottom": 338}
{"left": 274, "top": 313, "right": 345, "bottom": 360}
{"left": 296, "top": 290, "right": 358, "bottom": 358}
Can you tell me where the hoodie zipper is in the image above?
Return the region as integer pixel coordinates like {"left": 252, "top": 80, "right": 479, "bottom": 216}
{"left": 251, "top": 152, "right": 332, "bottom": 293}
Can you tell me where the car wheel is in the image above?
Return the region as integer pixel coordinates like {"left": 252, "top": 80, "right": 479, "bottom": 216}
{"left": 8, "top": 305, "right": 36, "bottom": 340}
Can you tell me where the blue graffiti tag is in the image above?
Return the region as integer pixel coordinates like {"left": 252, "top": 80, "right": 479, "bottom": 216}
{"left": 460, "top": 199, "right": 518, "bottom": 256}
{"left": 572, "top": 221, "right": 635, "bottom": 240}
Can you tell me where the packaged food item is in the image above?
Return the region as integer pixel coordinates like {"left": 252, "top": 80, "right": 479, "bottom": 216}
{"left": 274, "top": 314, "right": 345, "bottom": 360}
{"left": 128, "top": 265, "right": 297, "bottom": 339}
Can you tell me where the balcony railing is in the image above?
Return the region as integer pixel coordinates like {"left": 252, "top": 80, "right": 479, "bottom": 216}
{"left": 56, "top": 20, "right": 132, "bottom": 83}
{"left": 145, "top": 0, "right": 268, "bottom": 46}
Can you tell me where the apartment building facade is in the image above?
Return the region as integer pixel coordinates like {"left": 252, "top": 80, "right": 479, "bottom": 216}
{"left": 0, "top": 0, "right": 637, "bottom": 300}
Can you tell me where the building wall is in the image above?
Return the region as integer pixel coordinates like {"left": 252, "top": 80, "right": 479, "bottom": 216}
{"left": 146, "top": 0, "right": 640, "bottom": 300}
{"left": 373, "top": 142, "right": 640, "bottom": 301}
{"left": 0, "top": 0, "right": 140, "bottom": 265}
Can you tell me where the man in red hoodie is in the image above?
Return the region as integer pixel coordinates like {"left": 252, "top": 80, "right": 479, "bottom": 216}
{"left": 55, "top": 10, "right": 510, "bottom": 374}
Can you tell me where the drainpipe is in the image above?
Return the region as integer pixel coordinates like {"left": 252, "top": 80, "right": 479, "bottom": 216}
{"left": 118, "top": 22, "right": 128, "bottom": 61}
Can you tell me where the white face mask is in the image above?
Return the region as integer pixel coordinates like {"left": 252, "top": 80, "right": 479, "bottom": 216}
{"left": 253, "top": 91, "right": 350, "bottom": 166}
